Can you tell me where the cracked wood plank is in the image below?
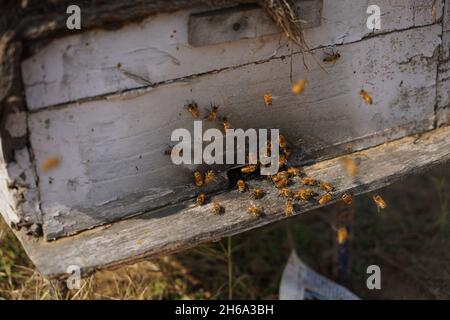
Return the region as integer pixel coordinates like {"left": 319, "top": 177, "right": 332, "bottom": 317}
{"left": 16, "top": 124, "right": 450, "bottom": 279}
{"left": 21, "top": 0, "right": 443, "bottom": 110}
{"left": 28, "top": 25, "right": 441, "bottom": 240}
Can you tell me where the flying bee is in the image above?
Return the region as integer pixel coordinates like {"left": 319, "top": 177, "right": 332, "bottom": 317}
{"left": 301, "top": 177, "right": 318, "bottom": 186}
{"left": 252, "top": 188, "right": 265, "bottom": 199}
{"left": 204, "top": 170, "right": 215, "bottom": 185}
{"left": 319, "top": 181, "right": 334, "bottom": 193}
{"left": 359, "top": 89, "right": 373, "bottom": 105}
{"left": 247, "top": 204, "right": 263, "bottom": 217}
{"left": 263, "top": 93, "right": 273, "bottom": 106}
{"left": 205, "top": 105, "right": 219, "bottom": 122}
{"left": 340, "top": 157, "right": 358, "bottom": 177}
{"left": 194, "top": 171, "right": 204, "bottom": 187}
{"left": 41, "top": 156, "right": 60, "bottom": 172}
{"left": 287, "top": 167, "right": 301, "bottom": 177}
{"left": 241, "top": 164, "right": 258, "bottom": 174}
{"left": 236, "top": 179, "right": 247, "bottom": 192}
{"left": 279, "top": 134, "right": 287, "bottom": 149}
{"left": 294, "top": 188, "right": 315, "bottom": 201}
{"left": 212, "top": 202, "right": 223, "bottom": 215}
{"left": 318, "top": 193, "right": 333, "bottom": 205}
{"left": 342, "top": 193, "right": 353, "bottom": 205}
{"left": 222, "top": 117, "right": 233, "bottom": 131}
{"left": 292, "top": 79, "right": 306, "bottom": 95}
{"left": 337, "top": 227, "right": 348, "bottom": 245}
{"left": 186, "top": 101, "right": 200, "bottom": 118}
{"left": 323, "top": 50, "right": 341, "bottom": 63}
{"left": 196, "top": 193, "right": 206, "bottom": 206}
{"left": 284, "top": 199, "right": 294, "bottom": 217}
{"left": 278, "top": 188, "right": 292, "bottom": 198}
{"left": 373, "top": 195, "right": 387, "bottom": 211}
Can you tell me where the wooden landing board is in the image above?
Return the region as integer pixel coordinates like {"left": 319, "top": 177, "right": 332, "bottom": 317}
{"left": 28, "top": 25, "right": 441, "bottom": 240}
{"left": 17, "top": 124, "right": 450, "bottom": 279}
{"left": 21, "top": 0, "right": 442, "bottom": 110}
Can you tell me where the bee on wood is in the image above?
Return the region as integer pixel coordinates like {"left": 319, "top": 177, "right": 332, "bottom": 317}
{"left": 373, "top": 195, "right": 387, "bottom": 211}
{"left": 263, "top": 93, "right": 273, "bottom": 106}
{"left": 41, "top": 156, "right": 60, "bottom": 172}
{"left": 186, "top": 101, "right": 200, "bottom": 118}
{"left": 284, "top": 199, "right": 294, "bottom": 217}
{"left": 283, "top": 146, "right": 292, "bottom": 158}
{"left": 252, "top": 188, "right": 265, "bottom": 199}
{"left": 272, "top": 171, "right": 288, "bottom": 182}
{"left": 247, "top": 204, "right": 263, "bottom": 217}
{"left": 301, "top": 177, "right": 318, "bottom": 186}
{"left": 278, "top": 153, "right": 287, "bottom": 167}
{"left": 319, "top": 181, "right": 334, "bottom": 193}
{"left": 204, "top": 170, "right": 215, "bottom": 185}
{"left": 342, "top": 193, "right": 353, "bottom": 205}
{"left": 265, "top": 141, "right": 272, "bottom": 157}
{"left": 278, "top": 188, "right": 292, "bottom": 198}
{"left": 318, "top": 193, "right": 333, "bottom": 205}
{"left": 196, "top": 193, "right": 206, "bottom": 206}
{"left": 294, "top": 188, "right": 315, "bottom": 201}
{"left": 212, "top": 202, "right": 223, "bottom": 215}
{"left": 292, "top": 79, "right": 306, "bottom": 94}
{"left": 222, "top": 117, "right": 233, "bottom": 131}
{"left": 340, "top": 157, "right": 358, "bottom": 177}
{"left": 359, "top": 89, "right": 373, "bottom": 105}
{"left": 323, "top": 51, "right": 341, "bottom": 63}
{"left": 279, "top": 134, "right": 287, "bottom": 149}
{"left": 194, "top": 171, "right": 204, "bottom": 187}
{"left": 337, "top": 227, "right": 348, "bottom": 245}
{"left": 236, "top": 179, "right": 247, "bottom": 192}
{"left": 205, "top": 105, "right": 219, "bottom": 122}
{"left": 275, "top": 177, "right": 288, "bottom": 189}
{"left": 287, "top": 167, "right": 301, "bottom": 177}
{"left": 241, "top": 164, "right": 258, "bottom": 174}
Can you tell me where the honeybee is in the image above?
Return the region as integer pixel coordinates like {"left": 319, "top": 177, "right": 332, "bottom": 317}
{"left": 263, "top": 93, "right": 273, "bottom": 106}
{"left": 222, "top": 117, "right": 233, "bottom": 131}
{"left": 294, "top": 188, "right": 315, "bottom": 201}
{"left": 241, "top": 165, "right": 258, "bottom": 174}
{"left": 373, "top": 195, "right": 387, "bottom": 211}
{"left": 41, "top": 156, "right": 60, "bottom": 172}
{"left": 204, "top": 170, "right": 215, "bottom": 185}
{"left": 205, "top": 105, "right": 219, "bottom": 122}
{"left": 323, "top": 51, "right": 341, "bottom": 63}
{"left": 278, "top": 154, "right": 287, "bottom": 167}
{"left": 359, "top": 89, "right": 373, "bottom": 105}
{"left": 301, "top": 177, "right": 318, "bottom": 186}
{"left": 279, "top": 134, "right": 287, "bottom": 149}
{"left": 236, "top": 179, "right": 247, "bottom": 192}
{"left": 196, "top": 193, "right": 206, "bottom": 206}
{"left": 319, "top": 181, "right": 334, "bottom": 193}
{"left": 340, "top": 157, "right": 358, "bottom": 177}
{"left": 194, "top": 171, "right": 204, "bottom": 187}
{"left": 252, "top": 188, "right": 265, "bottom": 199}
{"left": 287, "top": 167, "right": 301, "bottom": 177}
{"left": 275, "top": 177, "right": 288, "bottom": 189}
{"left": 292, "top": 79, "right": 306, "bottom": 94}
{"left": 247, "top": 204, "right": 263, "bottom": 217}
{"left": 342, "top": 193, "right": 353, "bottom": 205}
{"left": 318, "top": 193, "right": 333, "bottom": 205}
{"left": 284, "top": 199, "right": 294, "bottom": 217}
{"left": 265, "top": 141, "right": 272, "bottom": 157}
{"left": 212, "top": 202, "right": 223, "bottom": 215}
{"left": 186, "top": 101, "right": 200, "bottom": 118}
{"left": 283, "top": 146, "right": 292, "bottom": 158}
{"left": 337, "top": 227, "right": 348, "bottom": 245}
{"left": 272, "top": 171, "right": 288, "bottom": 182}
{"left": 278, "top": 188, "right": 292, "bottom": 198}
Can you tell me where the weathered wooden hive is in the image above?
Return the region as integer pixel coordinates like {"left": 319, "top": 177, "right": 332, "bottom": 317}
{"left": 0, "top": 0, "right": 449, "bottom": 279}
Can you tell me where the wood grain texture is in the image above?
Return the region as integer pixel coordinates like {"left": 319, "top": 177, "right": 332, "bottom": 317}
{"left": 27, "top": 25, "right": 441, "bottom": 239}
{"left": 16, "top": 124, "right": 450, "bottom": 279}
{"left": 21, "top": 0, "right": 443, "bottom": 110}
